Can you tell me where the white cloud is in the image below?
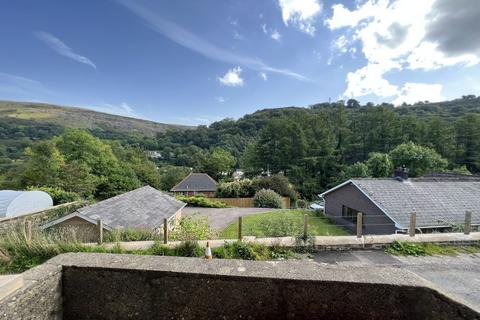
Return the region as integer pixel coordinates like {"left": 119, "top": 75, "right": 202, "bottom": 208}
{"left": 260, "top": 72, "right": 268, "bottom": 81}
{"left": 344, "top": 63, "right": 399, "bottom": 98}
{"left": 271, "top": 30, "right": 282, "bottom": 41}
{"left": 81, "top": 102, "right": 139, "bottom": 118}
{"left": 332, "top": 35, "right": 348, "bottom": 53}
{"left": 392, "top": 83, "right": 445, "bottom": 105}
{"left": 34, "top": 31, "right": 96, "bottom": 69}
{"left": 0, "top": 72, "right": 55, "bottom": 98}
{"left": 218, "top": 67, "right": 244, "bottom": 87}
{"left": 119, "top": 0, "right": 307, "bottom": 81}
{"left": 262, "top": 24, "right": 282, "bottom": 42}
{"left": 278, "top": 0, "right": 322, "bottom": 35}
{"left": 214, "top": 96, "right": 226, "bottom": 103}
{"left": 326, "top": 0, "right": 480, "bottom": 103}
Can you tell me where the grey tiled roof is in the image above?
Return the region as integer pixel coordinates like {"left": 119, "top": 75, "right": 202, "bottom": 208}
{"left": 351, "top": 178, "right": 480, "bottom": 229}
{"left": 170, "top": 173, "right": 217, "bottom": 192}
{"left": 76, "top": 186, "right": 185, "bottom": 229}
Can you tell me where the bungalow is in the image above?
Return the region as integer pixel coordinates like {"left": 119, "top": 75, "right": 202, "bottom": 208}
{"left": 42, "top": 186, "right": 185, "bottom": 242}
{"left": 321, "top": 174, "right": 480, "bottom": 235}
{"left": 170, "top": 173, "right": 218, "bottom": 197}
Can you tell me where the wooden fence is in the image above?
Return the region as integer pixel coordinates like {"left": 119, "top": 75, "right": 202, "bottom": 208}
{"left": 215, "top": 197, "right": 290, "bottom": 208}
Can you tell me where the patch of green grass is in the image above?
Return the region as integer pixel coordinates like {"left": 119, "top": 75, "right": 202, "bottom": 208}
{"left": 385, "top": 241, "right": 480, "bottom": 256}
{"left": 219, "top": 209, "right": 349, "bottom": 239}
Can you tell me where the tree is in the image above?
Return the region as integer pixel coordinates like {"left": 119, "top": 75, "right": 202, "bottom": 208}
{"left": 389, "top": 142, "right": 448, "bottom": 177}
{"left": 344, "top": 162, "right": 370, "bottom": 178}
{"left": 200, "top": 148, "right": 235, "bottom": 180}
{"left": 158, "top": 166, "right": 191, "bottom": 191}
{"left": 366, "top": 153, "right": 392, "bottom": 177}
{"left": 255, "top": 119, "right": 307, "bottom": 173}
{"left": 20, "top": 141, "right": 64, "bottom": 187}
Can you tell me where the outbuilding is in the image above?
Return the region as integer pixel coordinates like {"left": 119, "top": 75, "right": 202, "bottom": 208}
{"left": 42, "top": 186, "right": 185, "bottom": 242}
{"left": 0, "top": 190, "right": 53, "bottom": 218}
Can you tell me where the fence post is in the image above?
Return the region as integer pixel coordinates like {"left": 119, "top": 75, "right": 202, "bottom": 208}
{"left": 24, "top": 220, "right": 32, "bottom": 242}
{"left": 303, "top": 214, "right": 308, "bottom": 239}
{"left": 409, "top": 213, "right": 416, "bottom": 237}
{"left": 464, "top": 211, "right": 472, "bottom": 235}
{"left": 163, "top": 218, "right": 168, "bottom": 244}
{"left": 97, "top": 219, "right": 103, "bottom": 245}
{"left": 238, "top": 217, "right": 243, "bottom": 241}
{"left": 356, "top": 212, "right": 363, "bottom": 238}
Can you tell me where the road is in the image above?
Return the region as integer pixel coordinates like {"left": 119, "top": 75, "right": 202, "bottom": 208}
{"left": 182, "top": 207, "right": 280, "bottom": 230}
{"left": 313, "top": 250, "right": 480, "bottom": 308}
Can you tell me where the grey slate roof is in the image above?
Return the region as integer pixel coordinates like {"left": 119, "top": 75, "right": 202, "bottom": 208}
{"left": 44, "top": 186, "right": 185, "bottom": 230}
{"left": 170, "top": 173, "right": 218, "bottom": 192}
{"left": 345, "top": 178, "right": 480, "bottom": 229}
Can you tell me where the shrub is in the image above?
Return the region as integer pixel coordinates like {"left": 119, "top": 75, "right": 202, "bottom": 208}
{"left": 216, "top": 179, "right": 256, "bottom": 198}
{"left": 385, "top": 241, "right": 426, "bottom": 256}
{"left": 252, "top": 174, "right": 296, "bottom": 200}
{"left": 169, "top": 216, "right": 217, "bottom": 241}
{"left": 176, "top": 195, "right": 228, "bottom": 208}
{"left": 253, "top": 189, "right": 283, "bottom": 208}
{"left": 174, "top": 241, "right": 204, "bottom": 257}
{"left": 213, "top": 241, "right": 270, "bottom": 260}
{"left": 27, "top": 186, "right": 81, "bottom": 205}
{"left": 296, "top": 199, "right": 309, "bottom": 209}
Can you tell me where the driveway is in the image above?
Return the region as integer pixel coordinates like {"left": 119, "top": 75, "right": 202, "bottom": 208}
{"left": 182, "top": 207, "right": 281, "bottom": 230}
{"left": 314, "top": 250, "right": 480, "bottom": 308}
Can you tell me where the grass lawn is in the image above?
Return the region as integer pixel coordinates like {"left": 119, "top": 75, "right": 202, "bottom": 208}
{"left": 219, "top": 209, "right": 349, "bottom": 239}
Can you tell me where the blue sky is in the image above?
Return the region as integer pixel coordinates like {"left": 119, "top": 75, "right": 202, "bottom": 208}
{"left": 1, "top": 0, "right": 479, "bottom": 125}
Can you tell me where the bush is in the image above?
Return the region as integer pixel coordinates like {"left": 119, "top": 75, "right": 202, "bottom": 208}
{"left": 296, "top": 199, "right": 309, "bottom": 209}
{"left": 169, "top": 216, "right": 217, "bottom": 241}
{"left": 385, "top": 241, "right": 426, "bottom": 256}
{"left": 176, "top": 195, "right": 228, "bottom": 208}
{"left": 213, "top": 241, "right": 270, "bottom": 260}
{"left": 174, "top": 241, "right": 204, "bottom": 257}
{"left": 216, "top": 179, "right": 256, "bottom": 198}
{"left": 253, "top": 189, "right": 283, "bottom": 208}
{"left": 27, "top": 186, "right": 81, "bottom": 205}
{"left": 252, "top": 175, "right": 296, "bottom": 200}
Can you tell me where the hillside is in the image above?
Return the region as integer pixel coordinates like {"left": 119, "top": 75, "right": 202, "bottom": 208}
{"left": 0, "top": 101, "right": 192, "bottom": 136}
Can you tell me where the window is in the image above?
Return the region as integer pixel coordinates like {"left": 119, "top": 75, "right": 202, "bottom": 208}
{"left": 342, "top": 205, "right": 359, "bottom": 224}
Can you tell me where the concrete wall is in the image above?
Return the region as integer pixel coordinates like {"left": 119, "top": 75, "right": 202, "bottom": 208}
{"left": 0, "top": 263, "right": 62, "bottom": 319}
{"left": 324, "top": 183, "right": 396, "bottom": 235}
{"left": 1, "top": 253, "right": 479, "bottom": 319}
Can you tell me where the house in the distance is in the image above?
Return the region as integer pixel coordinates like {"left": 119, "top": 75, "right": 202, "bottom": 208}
{"left": 170, "top": 173, "right": 218, "bottom": 197}
{"left": 42, "top": 186, "right": 185, "bottom": 241}
{"left": 321, "top": 173, "right": 480, "bottom": 235}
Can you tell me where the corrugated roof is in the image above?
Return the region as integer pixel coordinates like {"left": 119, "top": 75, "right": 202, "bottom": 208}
{"left": 349, "top": 178, "right": 480, "bottom": 229}
{"left": 170, "top": 173, "right": 217, "bottom": 192}
{"left": 52, "top": 186, "right": 185, "bottom": 230}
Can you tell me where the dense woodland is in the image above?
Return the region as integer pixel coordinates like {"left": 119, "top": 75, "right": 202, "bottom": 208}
{"left": 1, "top": 95, "right": 480, "bottom": 201}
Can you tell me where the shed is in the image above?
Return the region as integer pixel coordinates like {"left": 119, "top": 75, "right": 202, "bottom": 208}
{"left": 0, "top": 190, "right": 53, "bottom": 218}
{"left": 42, "top": 186, "right": 185, "bottom": 241}
{"left": 170, "top": 173, "right": 218, "bottom": 197}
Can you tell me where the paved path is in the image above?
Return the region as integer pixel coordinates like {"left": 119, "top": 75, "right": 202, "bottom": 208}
{"left": 313, "top": 250, "right": 480, "bottom": 308}
{"left": 182, "top": 207, "right": 280, "bottom": 230}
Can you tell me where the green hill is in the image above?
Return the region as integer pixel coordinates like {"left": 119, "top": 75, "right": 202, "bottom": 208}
{"left": 0, "top": 101, "right": 192, "bottom": 136}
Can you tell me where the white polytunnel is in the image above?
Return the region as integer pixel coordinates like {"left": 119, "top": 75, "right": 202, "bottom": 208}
{"left": 0, "top": 190, "right": 53, "bottom": 218}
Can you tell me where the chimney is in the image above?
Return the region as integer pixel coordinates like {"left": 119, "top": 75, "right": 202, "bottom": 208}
{"left": 394, "top": 166, "right": 409, "bottom": 181}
